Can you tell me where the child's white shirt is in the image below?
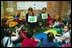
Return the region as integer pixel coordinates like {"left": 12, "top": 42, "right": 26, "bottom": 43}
{"left": 2, "top": 36, "right": 13, "bottom": 47}
{"left": 54, "top": 32, "right": 70, "bottom": 43}
{"left": 62, "top": 32, "right": 70, "bottom": 43}
{"left": 11, "top": 36, "right": 19, "bottom": 42}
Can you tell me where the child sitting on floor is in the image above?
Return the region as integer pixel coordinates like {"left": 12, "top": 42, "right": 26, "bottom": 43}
{"left": 19, "top": 10, "right": 26, "bottom": 25}
{"left": 53, "top": 14, "right": 62, "bottom": 28}
{"left": 19, "top": 28, "right": 28, "bottom": 41}
{"left": 47, "top": 14, "right": 53, "bottom": 27}
{"left": 55, "top": 25, "right": 71, "bottom": 46}
{"left": 19, "top": 10, "right": 26, "bottom": 20}
{"left": 61, "top": 26, "right": 71, "bottom": 47}
{"left": 21, "top": 31, "right": 38, "bottom": 47}
{"left": 42, "top": 32, "right": 55, "bottom": 47}
{"left": 61, "top": 25, "right": 71, "bottom": 44}
{"left": 14, "top": 10, "right": 21, "bottom": 23}
{"left": 1, "top": 29, "right": 14, "bottom": 47}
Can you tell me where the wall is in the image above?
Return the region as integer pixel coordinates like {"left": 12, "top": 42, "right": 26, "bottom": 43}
{"left": 61, "top": 1, "right": 71, "bottom": 18}
{"left": 1, "top": 1, "right": 4, "bottom": 17}
{"left": 47, "top": 1, "right": 61, "bottom": 17}
{"left": 1, "top": 1, "right": 71, "bottom": 19}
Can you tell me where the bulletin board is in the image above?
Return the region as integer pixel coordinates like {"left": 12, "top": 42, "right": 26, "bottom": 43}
{"left": 17, "top": 1, "right": 47, "bottom": 10}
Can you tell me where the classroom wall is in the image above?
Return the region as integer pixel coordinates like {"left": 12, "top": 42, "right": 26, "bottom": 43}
{"left": 61, "top": 1, "right": 71, "bottom": 18}
{"left": 47, "top": 1, "right": 61, "bottom": 17}
{"left": 47, "top": 1, "right": 71, "bottom": 18}
{"left": 1, "top": 1, "right": 71, "bottom": 19}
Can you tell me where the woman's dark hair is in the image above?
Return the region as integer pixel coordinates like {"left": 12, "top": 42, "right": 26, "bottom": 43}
{"left": 28, "top": 7, "right": 33, "bottom": 12}
{"left": 5, "top": 29, "right": 12, "bottom": 37}
{"left": 27, "top": 31, "right": 33, "bottom": 38}
{"left": 28, "top": 7, "right": 34, "bottom": 16}
{"left": 47, "top": 32, "right": 55, "bottom": 41}
{"left": 48, "top": 14, "right": 49, "bottom": 16}
{"left": 42, "top": 7, "right": 47, "bottom": 11}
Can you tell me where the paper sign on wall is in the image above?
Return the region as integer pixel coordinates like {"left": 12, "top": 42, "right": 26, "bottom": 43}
{"left": 17, "top": 2, "right": 47, "bottom": 10}
{"left": 28, "top": 16, "right": 37, "bottom": 23}
{"left": 41, "top": 13, "right": 48, "bottom": 19}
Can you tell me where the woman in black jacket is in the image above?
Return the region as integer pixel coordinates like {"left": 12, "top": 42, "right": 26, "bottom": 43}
{"left": 26, "top": 7, "right": 38, "bottom": 32}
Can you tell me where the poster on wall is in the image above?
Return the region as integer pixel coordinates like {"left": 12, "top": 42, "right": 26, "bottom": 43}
{"left": 28, "top": 16, "right": 37, "bottom": 23}
{"left": 17, "top": 1, "right": 47, "bottom": 10}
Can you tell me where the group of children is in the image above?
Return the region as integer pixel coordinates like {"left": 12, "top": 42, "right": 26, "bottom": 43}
{"left": 1, "top": 7, "right": 71, "bottom": 47}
